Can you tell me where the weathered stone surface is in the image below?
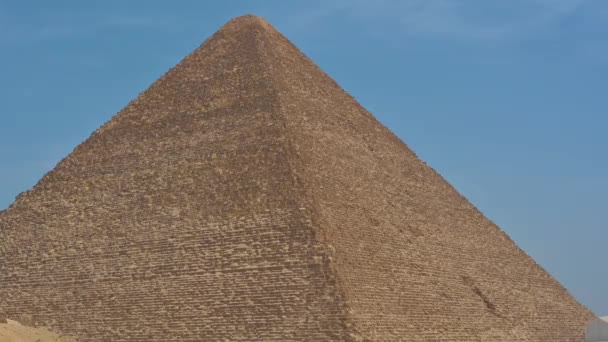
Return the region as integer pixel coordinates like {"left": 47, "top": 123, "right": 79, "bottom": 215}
{"left": 15, "top": 313, "right": 34, "bottom": 327}
{"left": 0, "top": 15, "right": 594, "bottom": 341}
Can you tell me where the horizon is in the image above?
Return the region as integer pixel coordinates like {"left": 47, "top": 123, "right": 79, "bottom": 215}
{"left": 1, "top": 1, "right": 606, "bottom": 315}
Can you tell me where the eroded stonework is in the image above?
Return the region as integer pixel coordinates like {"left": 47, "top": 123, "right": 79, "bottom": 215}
{"left": 0, "top": 15, "right": 594, "bottom": 341}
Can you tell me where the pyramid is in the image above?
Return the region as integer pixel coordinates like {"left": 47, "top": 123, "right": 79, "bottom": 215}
{"left": 0, "top": 15, "right": 594, "bottom": 341}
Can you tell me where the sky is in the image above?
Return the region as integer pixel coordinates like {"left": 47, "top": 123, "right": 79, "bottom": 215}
{"left": 0, "top": 0, "right": 606, "bottom": 315}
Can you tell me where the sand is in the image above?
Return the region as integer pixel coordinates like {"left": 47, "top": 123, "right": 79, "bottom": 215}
{"left": 0, "top": 320, "right": 71, "bottom": 342}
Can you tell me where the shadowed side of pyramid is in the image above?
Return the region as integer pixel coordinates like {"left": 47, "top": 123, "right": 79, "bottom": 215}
{"left": 0, "top": 15, "right": 348, "bottom": 341}
{"left": 0, "top": 14, "right": 594, "bottom": 341}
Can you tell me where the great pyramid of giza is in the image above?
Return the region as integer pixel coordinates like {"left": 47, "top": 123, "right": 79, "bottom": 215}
{"left": 0, "top": 15, "right": 594, "bottom": 341}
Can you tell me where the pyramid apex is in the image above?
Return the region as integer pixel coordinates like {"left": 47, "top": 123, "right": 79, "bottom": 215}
{"left": 224, "top": 14, "right": 273, "bottom": 31}
{"left": 231, "top": 14, "right": 268, "bottom": 22}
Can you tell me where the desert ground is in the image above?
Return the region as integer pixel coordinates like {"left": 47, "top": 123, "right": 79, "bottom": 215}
{"left": 0, "top": 320, "right": 71, "bottom": 342}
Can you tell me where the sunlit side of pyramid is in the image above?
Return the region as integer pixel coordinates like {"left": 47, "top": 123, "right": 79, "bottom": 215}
{"left": 0, "top": 15, "right": 594, "bottom": 341}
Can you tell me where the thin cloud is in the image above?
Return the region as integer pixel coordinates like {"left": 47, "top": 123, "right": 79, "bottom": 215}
{"left": 287, "top": 0, "right": 589, "bottom": 40}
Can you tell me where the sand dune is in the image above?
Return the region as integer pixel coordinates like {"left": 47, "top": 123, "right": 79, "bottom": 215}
{"left": 0, "top": 320, "right": 71, "bottom": 342}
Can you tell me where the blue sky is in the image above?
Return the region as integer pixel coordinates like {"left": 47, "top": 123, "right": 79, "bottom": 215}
{"left": 0, "top": 0, "right": 606, "bottom": 314}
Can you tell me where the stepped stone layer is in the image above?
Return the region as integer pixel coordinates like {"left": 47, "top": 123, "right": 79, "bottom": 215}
{"left": 0, "top": 15, "right": 594, "bottom": 341}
